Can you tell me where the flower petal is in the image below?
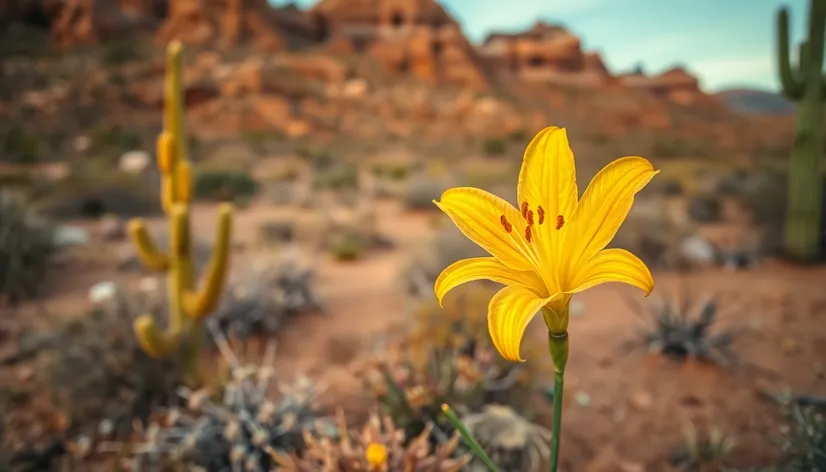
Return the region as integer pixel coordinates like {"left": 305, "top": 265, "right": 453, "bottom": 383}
{"left": 435, "top": 257, "right": 548, "bottom": 306}
{"left": 563, "top": 156, "right": 659, "bottom": 278}
{"left": 487, "top": 285, "right": 551, "bottom": 362}
{"left": 517, "top": 126, "right": 579, "bottom": 223}
{"left": 434, "top": 187, "right": 534, "bottom": 271}
{"left": 567, "top": 248, "right": 655, "bottom": 296}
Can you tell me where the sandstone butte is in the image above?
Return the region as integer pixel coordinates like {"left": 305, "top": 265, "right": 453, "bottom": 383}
{"left": 0, "top": 0, "right": 714, "bottom": 105}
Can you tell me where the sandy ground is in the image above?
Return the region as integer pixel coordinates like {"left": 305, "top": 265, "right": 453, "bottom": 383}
{"left": 3, "top": 195, "right": 826, "bottom": 471}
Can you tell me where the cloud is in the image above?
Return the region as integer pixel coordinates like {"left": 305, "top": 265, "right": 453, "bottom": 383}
{"left": 688, "top": 56, "right": 777, "bottom": 91}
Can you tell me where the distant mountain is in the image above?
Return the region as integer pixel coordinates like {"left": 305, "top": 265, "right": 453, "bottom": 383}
{"left": 715, "top": 88, "right": 796, "bottom": 116}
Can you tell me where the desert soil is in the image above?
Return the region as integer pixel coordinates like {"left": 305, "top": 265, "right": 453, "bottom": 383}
{"left": 3, "top": 195, "right": 826, "bottom": 471}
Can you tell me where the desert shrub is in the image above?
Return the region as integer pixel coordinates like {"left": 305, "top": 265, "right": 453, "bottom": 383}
{"left": 258, "top": 219, "right": 295, "bottom": 245}
{"left": 275, "top": 410, "right": 470, "bottom": 471}
{"left": 0, "top": 193, "right": 58, "bottom": 304}
{"left": 356, "top": 285, "right": 547, "bottom": 444}
{"left": 329, "top": 230, "right": 367, "bottom": 261}
{"left": 372, "top": 163, "right": 410, "bottom": 181}
{"left": 194, "top": 168, "right": 259, "bottom": 202}
{"left": 670, "top": 420, "right": 737, "bottom": 472}
{"left": 0, "top": 123, "right": 41, "bottom": 164}
{"left": 312, "top": 163, "right": 359, "bottom": 191}
{"left": 687, "top": 194, "right": 722, "bottom": 223}
{"left": 776, "top": 404, "right": 826, "bottom": 471}
{"left": 39, "top": 171, "right": 160, "bottom": 218}
{"left": 297, "top": 147, "right": 335, "bottom": 172}
{"left": 508, "top": 129, "right": 528, "bottom": 143}
{"left": 621, "top": 290, "right": 736, "bottom": 366}
{"left": 400, "top": 224, "right": 486, "bottom": 298}
{"left": 481, "top": 138, "right": 507, "bottom": 156}
{"left": 212, "top": 252, "right": 323, "bottom": 340}
{"left": 403, "top": 174, "right": 450, "bottom": 211}
{"left": 38, "top": 285, "right": 183, "bottom": 439}
{"left": 88, "top": 124, "right": 143, "bottom": 157}
{"left": 132, "top": 333, "right": 333, "bottom": 471}
{"left": 100, "top": 40, "right": 141, "bottom": 66}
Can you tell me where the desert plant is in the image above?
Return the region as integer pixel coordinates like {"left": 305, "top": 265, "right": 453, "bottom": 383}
{"left": 402, "top": 174, "right": 451, "bottom": 210}
{"left": 622, "top": 290, "right": 736, "bottom": 366}
{"left": 212, "top": 252, "right": 324, "bottom": 340}
{"left": 461, "top": 405, "right": 552, "bottom": 472}
{"left": 274, "top": 409, "right": 471, "bottom": 471}
{"left": 127, "top": 41, "right": 233, "bottom": 384}
{"left": 777, "top": 403, "right": 826, "bottom": 471}
{"left": 312, "top": 163, "right": 360, "bottom": 191}
{"left": 194, "top": 168, "right": 259, "bottom": 202}
{"left": 329, "top": 230, "right": 367, "bottom": 261}
{"left": 0, "top": 192, "right": 58, "bottom": 304}
{"left": 39, "top": 170, "right": 160, "bottom": 219}
{"left": 775, "top": 0, "right": 825, "bottom": 261}
{"left": 399, "top": 224, "right": 487, "bottom": 299}
{"left": 481, "top": 138, "right": 507, "bottom": 156}
{"left": 0, "top": 123, "right": 41, "bottom": 164}
{"left": 669, "top": 419, "right": 737, "bottom": 472}
{"left": 38, "top": 285, "right": 183, "bottom": 439}
{"left": 129, "top": 329, "right": 332, "bottom": 472}
{"left": 357, "top": 285, "right": 546, "bottom": 445}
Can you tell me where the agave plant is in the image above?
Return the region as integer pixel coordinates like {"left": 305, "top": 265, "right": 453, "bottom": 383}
{"left": 128, "top": 324, "right": 334, "bottom": 472}
{"left": 621, "top": 287, "right": 737, "bottom": 366}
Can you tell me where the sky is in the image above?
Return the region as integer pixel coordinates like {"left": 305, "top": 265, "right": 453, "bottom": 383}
{"left": 271, "top": 0, "right": 812, "bottom": 93}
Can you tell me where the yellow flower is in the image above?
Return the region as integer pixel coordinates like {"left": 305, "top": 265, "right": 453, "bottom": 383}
{"left": 365, "top": 442, "right": 389, "bottom": 468}
{"left": 433, "top": 126, "right": 659, "bottom": 362}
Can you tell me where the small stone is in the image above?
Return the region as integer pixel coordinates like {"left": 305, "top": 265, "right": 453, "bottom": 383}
{"left": 88, "top": 281, "right": 117, "bottom": 304}
{"left": 629, "top": 391, "right": 653, "bottom": 411}
{"left": 780, "top": 338, "right": 799, "bottom": 355}
{"left": 53, "top": 225, "right": 90, "bottom": 247}
{"left": 118, "top": 150, "right": 152, "bottom": 174}
{"left": 574, "top": 391, "right": 591, "bottom": 407}
{"left": 98, "top": 419, "right": 114, "bottom": 437}
{"left": 73, "top": 135, "right": 91, "bottom": 152}
{"left": 679, "top": 234, "right": 716, "bottom": 267}
{"left": 570, "top": 300, "right": 586, "bottom": 318}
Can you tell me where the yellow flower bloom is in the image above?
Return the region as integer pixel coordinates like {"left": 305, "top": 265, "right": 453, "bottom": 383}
{"left": 433, "top": 126, "right": 659, "bottom": 362}
{"left": 365, "top": 442, "right": 388, "bottom": 467}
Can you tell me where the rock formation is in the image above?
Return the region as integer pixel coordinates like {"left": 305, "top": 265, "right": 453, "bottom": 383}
{"left": 311, "top": 0, "right": 489, "bottom": 89}
{"left": 618, "top": 66, "right": 719, "bottom": 107}
{"left": 155, "top": 0, "right": 315, "bottom": 51}
{"left": 477, "top": 21, "right": 611, "bottom": 87}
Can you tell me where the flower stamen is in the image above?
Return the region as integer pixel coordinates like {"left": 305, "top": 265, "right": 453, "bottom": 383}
{"left": 500, "top": 215, "right": 513, "bottom": 233}
{"left": 526, "top": 209, "right": 534, "bottom": 226}
{"left": 521, "top": 201, "right": 529, "bottom": 219}
{"left": 525, "top": 225, "right": 533, "bottom": 242}
{"left": 556, "top": 215, "right": 565, "bottom": 230}
{"left": 537, "top": 206, "right": 545, "bottom": 225}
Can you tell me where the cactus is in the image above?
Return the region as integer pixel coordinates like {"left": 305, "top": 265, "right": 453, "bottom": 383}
{"left": 127, "top": 41, "right": 233, "bottom": 382}
{"left": 776, "top": 0, "right": 826, "bottom": 261}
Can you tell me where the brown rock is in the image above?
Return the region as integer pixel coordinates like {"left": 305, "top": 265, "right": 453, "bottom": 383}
{"left": 629, "top": 391, "right": 654, "bottom": 411}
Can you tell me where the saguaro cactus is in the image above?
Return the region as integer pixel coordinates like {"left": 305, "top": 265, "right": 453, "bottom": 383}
{"left": 127, "top": 41, "right": 233, "bottom": 381}
{"left": 776, "top": 0, "right": 826, "bottom": 261}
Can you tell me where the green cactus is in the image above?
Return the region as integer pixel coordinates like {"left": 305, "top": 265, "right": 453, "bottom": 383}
{"left": 776, "top": 0, "right": 826, "bottom": 262}
{"left": 127, "top": 41, "right": 233, "bottom": 383}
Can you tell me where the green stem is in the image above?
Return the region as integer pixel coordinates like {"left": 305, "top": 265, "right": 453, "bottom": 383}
{"left": 547, "top": 330, "right": 569, "bottom": 472}
{"left": 441, "top": 404, "right": 501, "bottom": 472}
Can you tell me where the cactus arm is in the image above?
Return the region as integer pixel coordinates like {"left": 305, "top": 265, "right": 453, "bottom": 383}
{"left": 127, "top": 219, "right": 169, "bottom": 270}
{"left": 134, "top": 314, "right": 179, "bottom": 358}
{"left": 184, "top": 203, "right": 233, "bottom": 319}
{"left": 777, "top": 7, "right": 805, "bottom": 100}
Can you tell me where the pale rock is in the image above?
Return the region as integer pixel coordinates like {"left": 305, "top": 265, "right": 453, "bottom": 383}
{"left": 89, "top": 281, "right": 117, "bottom": 304}
{"left": 119, "top": 150, "right": 152, "bottom": 174}
{"left": 53, "top": 225, "right": 90, "bottom": 247}
{"left": 678, "top": 234, "right": 716, "bottom": 267}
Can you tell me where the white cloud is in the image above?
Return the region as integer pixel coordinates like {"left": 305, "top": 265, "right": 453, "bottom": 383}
{"left": 688, "top": 56, "right": 776, "bottom": 91}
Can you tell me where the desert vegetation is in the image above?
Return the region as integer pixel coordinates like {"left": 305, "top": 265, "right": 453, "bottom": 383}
{"left": 1, "top": 0, "right": 825, "bottom": 471}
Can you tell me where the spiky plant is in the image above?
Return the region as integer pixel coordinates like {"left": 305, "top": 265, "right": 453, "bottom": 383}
{"left": 461, "top": 405, "right": 551, "bottom": 472}
{"left": 273, "top": 409, "right": 471, "bottom": 471}
{"left": 671, "top": 419, "right": 737, "bottom": 472}
{"left": 0, "top": 192, "right": 58, "bottom": 304}
{"left": 357, "top": 285, "right": 545, "bottom": 445}
{"left": 622, "top": 289, "right": 736, "bottom": 366}
{"left": 777, "top": 404, "right": 826, "bottom": 471}
{"left": 129, "top": 325, "right": 333, "bottom": 472}
{"left": 38, "top": 285, "right": 183, "bottom": 439}
{"left": 212, "top": 251, "right": 324, "bottom": 341}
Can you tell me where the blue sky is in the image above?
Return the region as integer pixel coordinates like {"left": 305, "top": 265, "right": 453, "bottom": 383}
{"left": 272, "top": 0, "right": 811, "bottom": 93}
